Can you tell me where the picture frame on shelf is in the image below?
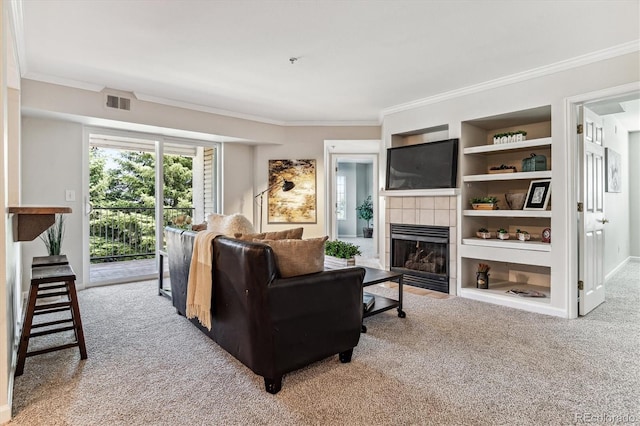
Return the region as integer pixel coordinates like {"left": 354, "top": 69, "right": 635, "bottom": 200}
{"left": 524, "top": 179, "right": 551, "bottom": 210}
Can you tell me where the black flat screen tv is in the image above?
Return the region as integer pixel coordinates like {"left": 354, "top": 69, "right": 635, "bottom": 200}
{"left": 385, "top": 138, "right": 458, "bottom": 190}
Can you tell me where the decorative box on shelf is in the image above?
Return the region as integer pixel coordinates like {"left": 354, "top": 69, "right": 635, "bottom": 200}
{"left": 488, "top": 165, "right": 517, "bottom": 174}
{"left": 521, "top": 153, "right": 547, "bottom": 172}
{"left": 493, "top": 131, "right": 527, "bottom": 144}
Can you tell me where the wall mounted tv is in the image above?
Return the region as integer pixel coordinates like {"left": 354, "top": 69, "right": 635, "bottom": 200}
{"left": 385, "top": 138, "right": 458, "bottom": 190}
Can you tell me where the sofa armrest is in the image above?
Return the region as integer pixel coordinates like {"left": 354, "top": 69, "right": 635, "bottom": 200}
{"left": 266, "top": 267, "right": 365, "bottom": 374}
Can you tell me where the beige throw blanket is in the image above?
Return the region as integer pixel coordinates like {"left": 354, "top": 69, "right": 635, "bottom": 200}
{"left": 186, "top": 231, "right": 219, "bottom": 330}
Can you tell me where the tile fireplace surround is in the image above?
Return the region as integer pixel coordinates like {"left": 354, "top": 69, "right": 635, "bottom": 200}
{"left": 383, "top": 191, "right": 459, "bottom": 295}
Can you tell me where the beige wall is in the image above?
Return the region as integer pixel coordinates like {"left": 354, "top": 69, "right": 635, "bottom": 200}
{"left": 254, "top": 126, "right": 380, "bottom": 238}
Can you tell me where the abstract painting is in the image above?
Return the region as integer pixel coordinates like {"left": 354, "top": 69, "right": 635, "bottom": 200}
{"left": 268, "top": 159, "right": 317, "bottom": 224}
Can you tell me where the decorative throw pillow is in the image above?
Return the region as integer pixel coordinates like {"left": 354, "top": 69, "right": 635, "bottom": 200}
{"left": 191, "top": 222, "right": 207, "bottom": 231}
{"left": 260, "top": 236, "right": 328, "bottom": 278}
{"left": 235, "top": 227, "right": 304, "bottom": 241}
{"left": 207, "top": 213, "right": 254, "bottom": 236}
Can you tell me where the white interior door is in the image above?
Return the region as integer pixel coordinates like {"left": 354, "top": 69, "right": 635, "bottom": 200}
{"left": 578, "top": 106, "right": 606, "bottom": 315}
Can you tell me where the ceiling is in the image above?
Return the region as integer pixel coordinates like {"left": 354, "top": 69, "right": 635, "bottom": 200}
{"left": 12, "top": 0, "right": 640, "bottom": 127}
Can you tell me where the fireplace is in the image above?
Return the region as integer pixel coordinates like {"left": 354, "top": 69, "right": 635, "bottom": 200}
{"left": 390, "top": 224, "right": 449, "bottom": 293}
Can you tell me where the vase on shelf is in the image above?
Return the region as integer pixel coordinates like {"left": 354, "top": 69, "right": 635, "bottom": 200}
{"left": 476, "top": 272, "right": 489, "bottom": 289}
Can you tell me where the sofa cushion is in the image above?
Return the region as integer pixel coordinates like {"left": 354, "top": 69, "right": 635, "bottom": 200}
{"left": 207, "top": 213, "right": 254, "bottom": 236}
{"left": 235, "top": 227, "right": 304, "bottom": 241}
{"left": 260, "top": 236, "right": 328, "bottom": 278}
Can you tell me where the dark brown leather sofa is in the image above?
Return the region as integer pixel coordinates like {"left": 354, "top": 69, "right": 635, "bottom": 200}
{"left": 165, "top": 227, "right": 365, "bottom": 394}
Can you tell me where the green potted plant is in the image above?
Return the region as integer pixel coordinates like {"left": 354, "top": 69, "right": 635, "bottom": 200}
{"left": 516, "top": 229, "right": 530, "bottom": 241}
{"left": 39, "top": 214, "right": 66, "bottom": 255}
{"left": 324, "top": 240, "right": 362, "bottom": 269}
{"left": 496, "top": 228, "right": 510, "bottom": 240}
{"left": 476, "top": 227, "right": 491, "bottom": 239}
{"left": 470, "top": 196, "right": 499, "bottom": 210}
{"left": 356, "top": 195, "right": 374, "bottom": 238}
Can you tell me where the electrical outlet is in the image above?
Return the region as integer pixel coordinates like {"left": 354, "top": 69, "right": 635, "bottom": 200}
{"left": 65, "top": 190, "right": 76, "bottom": 202}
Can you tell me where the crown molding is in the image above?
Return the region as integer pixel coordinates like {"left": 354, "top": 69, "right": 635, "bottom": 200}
{"left": 282, "top": 120, "right": 380, "bottom": 127}
{"left": 23, "top": 72, "right": 106, "bottom": 92}
{"left": 380, "top": 40, "right": 640, "bottom": 119}
{"left": 133, "top": 92, "right": 288, "bottom": 126}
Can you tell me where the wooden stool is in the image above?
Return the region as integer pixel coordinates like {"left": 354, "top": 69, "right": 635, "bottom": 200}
{"left": 16, "top": 263, "right": 87, "bottom": 376}
{"left": 32, "top": 254, "right": 69, "bottom": 268}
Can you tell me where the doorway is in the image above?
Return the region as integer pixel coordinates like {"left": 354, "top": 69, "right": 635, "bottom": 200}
{"left": 325, "top": 140, "right": 381, "bottom": 267}
{"left": 568, "top": 84, "right": 640, "bottom": 317}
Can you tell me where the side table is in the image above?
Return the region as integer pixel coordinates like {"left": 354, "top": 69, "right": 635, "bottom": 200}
{"left": 361, "top": 267, "right": 406, "bottom": 333}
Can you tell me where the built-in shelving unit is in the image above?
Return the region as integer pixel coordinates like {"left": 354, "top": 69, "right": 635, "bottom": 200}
{"left": 459, "top": 106, "right": 554, "bottom": 314}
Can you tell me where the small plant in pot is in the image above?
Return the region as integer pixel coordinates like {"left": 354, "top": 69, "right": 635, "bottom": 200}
{"left": 470, "top": 196, "right": 499, "bottom": 210}
{"left": 476, "top": 227, "right": 491, "bottom": 239}
{"left": 516, "top": 229, "right": 530, "bottom": 241}
{"left": 496, "top": 228, "right": 510, "bottom": 240}
{"left": 324, "top": 240, "right": 362, "bottom": 269}
{"left": 39, "top": 214, "right": 66, "bottom": 255}
{"left": 356, "top": 195, "right": 374, "bottom": 238}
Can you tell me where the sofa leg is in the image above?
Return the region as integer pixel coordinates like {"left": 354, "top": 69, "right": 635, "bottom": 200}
{"left": 338, "top": 348, "right": 353, "bottom": 363}
{"left": 264, "top": 377, "right": 282, "bottom": 394}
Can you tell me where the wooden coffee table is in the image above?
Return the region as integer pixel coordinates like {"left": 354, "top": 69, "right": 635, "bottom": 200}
{"left": 361, "top": 267, "right": 406, "bottom": 333}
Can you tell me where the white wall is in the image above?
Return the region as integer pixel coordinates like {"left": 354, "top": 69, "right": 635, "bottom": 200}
{"left": 221, "top": 143, "right": 254, "bottom": 218}
{"left": 1, "top": 4, "right": 21, "bottom": 422}
{"left": 337, "top": 163, "right": 357, "bottom": 237}
{"left": 382, "top": 51, "right": 640, "bottom": 317}
{"left": 21, "top": 117, "right": 84, "bottom": 289}
{"left": 630, "top": 132, "right": 640, "bottom": 257}
{"left": 602, "top": 116, "right": 630, "bottom": 275}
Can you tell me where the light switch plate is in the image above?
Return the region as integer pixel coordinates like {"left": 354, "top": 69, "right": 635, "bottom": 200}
{"left": 65, "top": 189, "right": 76, "bottom": 202}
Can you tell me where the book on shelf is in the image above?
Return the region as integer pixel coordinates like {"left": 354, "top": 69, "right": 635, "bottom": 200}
{"left": 506, "top": 288, "right": 546, "bottom": 298}
{"left": 363, "top": 293, "right": 376, "bottom": 312}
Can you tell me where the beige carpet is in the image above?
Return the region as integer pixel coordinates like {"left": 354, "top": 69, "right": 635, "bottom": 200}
{"left": 10, "top": 261, "right": 640, "bottom": 425}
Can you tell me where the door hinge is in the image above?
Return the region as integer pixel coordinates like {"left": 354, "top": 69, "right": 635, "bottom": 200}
{"left": 577, "top": 124, "right": 583, "bottom": 134}
{"left": 577, "top": 202, "right": 583, "bottom": 212}
{"left": 578, "top": 280, "right": 584, "bottom": 290}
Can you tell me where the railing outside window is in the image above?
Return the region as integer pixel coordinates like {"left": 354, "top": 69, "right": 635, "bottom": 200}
{"left": 89, "top": 207, "right": 194, "bottom": 263}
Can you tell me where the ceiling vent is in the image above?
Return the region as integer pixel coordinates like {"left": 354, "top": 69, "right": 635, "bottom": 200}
{"left": 105, "top": 94, "right": 131, "bottom": 111}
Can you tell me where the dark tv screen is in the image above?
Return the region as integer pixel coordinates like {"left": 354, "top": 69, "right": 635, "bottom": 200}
{"left": 385, "top": 139, "right": 458, "bottom": 190}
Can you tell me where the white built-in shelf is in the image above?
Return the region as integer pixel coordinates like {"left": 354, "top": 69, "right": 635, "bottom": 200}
{"left": 463, "top": 209, "right": 552, "bottom": 218}
{"left": 463, "top": 137, "right": 552, "bottom": 155}
{"left": 460, "top": 243, "right": 552, "bottom": 266}
{"left": 462, "top": 237, "right": 551, "bottom": 252}
{"left": 463, "top": 170, "right": 551, "bottom": 182}
{"left": 380, "top": 188, "right": 460, "bottom": 197}
{"left": 460, "top": 281, "right": 551, "bottom": 309}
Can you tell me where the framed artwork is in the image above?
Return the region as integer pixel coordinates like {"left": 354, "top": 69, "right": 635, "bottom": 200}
{"left": 524, "top": 179, "right": 551, "bottom": 210}
{"left": 268, "top": 159, "right": 317, "bottom": 224}
{"left": 605, "top": 148, "right": 621, "bottom": 193}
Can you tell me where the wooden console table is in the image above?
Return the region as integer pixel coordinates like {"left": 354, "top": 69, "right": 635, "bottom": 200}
{"left": 7, "top": 206, "right": 72, "bottom": 241}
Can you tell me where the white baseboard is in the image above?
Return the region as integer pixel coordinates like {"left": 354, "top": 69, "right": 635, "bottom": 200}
{"left": 605, "top": 257, "right": 632, "bottom": 281}
{"left": 629, "top": 256, "right": 640, "bottom": 263}
{"left": 0, "top": 403, "right": 12, "bottom": 424}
